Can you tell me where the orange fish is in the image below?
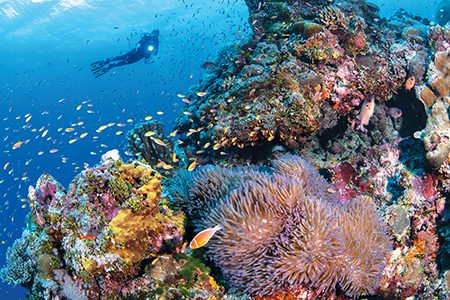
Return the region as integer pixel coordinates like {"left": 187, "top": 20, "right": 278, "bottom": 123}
{"left": 404, "top": 76, "right": 415, "bottom": 91}
{"left": 189, "top": 224, "right": 223, "bottom": 249}
{"left": 79, "top": 235, "right": 95, "bottom": 240}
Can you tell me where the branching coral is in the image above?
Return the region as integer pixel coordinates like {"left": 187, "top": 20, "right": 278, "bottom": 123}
{"left": 318, "top": 6, "right": 348, "bottom": 31}
{"left": 167, "top": 154, "right": 392, "bottom": 297}
{"left": 0, "top": 237, "right": 35, "bottom": 287}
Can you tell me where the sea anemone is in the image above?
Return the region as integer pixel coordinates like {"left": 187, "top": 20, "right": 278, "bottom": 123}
{"left": 269, "top": 198, "right": 344, "bottom": 294}
{"left": 338, "top": 197, "right": 392, "bottom": 297}
{"left": 167, "top": 155, "right": 392, "bottom": 297}
{"left": 195, "top": 174, "right": 296, "bottom": 294}
{"left": 167, "top": 165, "right": 269, "bottom": 219}
{"left": 272, "top": 154, "right": 336, "bottom": 203}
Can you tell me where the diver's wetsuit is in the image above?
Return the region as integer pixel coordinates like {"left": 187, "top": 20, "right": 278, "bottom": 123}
{"left": 91, "top": 30, "right": 159, "bottom": 77}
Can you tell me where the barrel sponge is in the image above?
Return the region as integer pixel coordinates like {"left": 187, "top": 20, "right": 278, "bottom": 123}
{"left": 167, "top": 155, "right": 392, "bottom": 297}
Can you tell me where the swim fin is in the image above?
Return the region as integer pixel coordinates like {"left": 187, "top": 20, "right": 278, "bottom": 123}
{"left": 90, "top": 59, "right": 107, "bottom": 69}
{"left": 92, "top": 66, "right": 109, "bottom": 78}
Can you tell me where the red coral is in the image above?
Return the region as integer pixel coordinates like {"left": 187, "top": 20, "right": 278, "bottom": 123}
{"left": 349, "top": 32, "right": 367, "bottom": 50}
{"left": 422, "top": 173, "right": 437, "bottom": 201}
{"left": 331, "top": 162, "right": 371, "bottom": 202}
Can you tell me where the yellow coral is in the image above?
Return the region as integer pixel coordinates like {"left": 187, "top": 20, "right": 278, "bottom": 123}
{"left": 209, "top": 276, "right": 221, "bottom": 290}
{"left": 108, "top": 208, "right": 162, "bottom": 266}
{"left": 107, "top": 208, "right": 185, "bottom": 268}
{"left": 138, "top": 175, "right": 162, "bottom": 207}
{"left": 81, "top": 257, "right": 101, "bottom": 275}
{"left": 119, "top": 163, "right": 158, "bottom": 182}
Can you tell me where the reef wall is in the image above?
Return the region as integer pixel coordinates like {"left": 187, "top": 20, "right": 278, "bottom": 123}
{"left": 2, "top": 0, "right": 450, "bottom": 299}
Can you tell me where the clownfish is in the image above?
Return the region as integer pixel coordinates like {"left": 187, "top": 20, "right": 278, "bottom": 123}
{"left": 189, "top": 224, "right": 223, "bottom": 249}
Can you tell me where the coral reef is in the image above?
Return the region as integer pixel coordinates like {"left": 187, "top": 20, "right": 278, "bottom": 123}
{"left": 4, "top": 1, "right": 450, "bottom": 299}
{"left": 1, "top": 153, "right": 224, "bottom": 299}
{"left": 174, "top": 0, "right": 425, "bottom": 159}
{"left": 167, "top": 154, "right": 391, "bottom": 297}
{"left": 0, "top": 237, "right": 35, "bottom": 287}
{"left": 416, "top": 48, "right": 450, "bottom": 170}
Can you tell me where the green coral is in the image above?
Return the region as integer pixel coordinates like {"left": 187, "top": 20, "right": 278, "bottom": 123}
{"left": 108, "top": 176, "right": 131, "bottom": 202}
{"left": 178, "top": 255, "right": 211, "bottom": 281}
{"left": 84, "top": 172, "right": 105, "bottom": 195}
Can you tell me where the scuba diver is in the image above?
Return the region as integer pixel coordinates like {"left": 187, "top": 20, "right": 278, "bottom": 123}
{"left": 91, "top": 30, "right": 159, "bottom": 78}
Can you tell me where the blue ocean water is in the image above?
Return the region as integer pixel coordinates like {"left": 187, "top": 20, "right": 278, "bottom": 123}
{"left": 0, "top": 0, "right": 439, "bottom": 298}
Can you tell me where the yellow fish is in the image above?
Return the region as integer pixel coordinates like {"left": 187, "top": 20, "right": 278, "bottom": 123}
{"left": 151, "top": 137, "right": 167, "bottom": 147}
{"left": 189, "top": 224, "right": 223, "bottom": 249}
{"left": 155, "top": 161, "right": 166, "bottom": 168}
{"left": 187, "top": 160, "right": 198, "bottom": 171}
{"left": 144, "top": 131, "right": 156, "bottom": 137}
{"left": 163, "top": 164, "right": 173, "bottom": 170}
{"left": 12, "top": 141, "right": 23, "bottom": 150}
{"left": 97, "top": 125, "right": 108, "bottom": 132}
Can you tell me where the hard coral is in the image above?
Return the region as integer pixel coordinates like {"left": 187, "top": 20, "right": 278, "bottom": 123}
{"left": 175, "top": 1, "right": 410, "bottom": 158}
{"left": 318, "top": 6, "right": 348, "bottom": 31}
{"left": 168, "top": 154, "right": 391, "bottom": 297}
{"left": 1, "top": 155, "right": 193, "bottom": 299}
{"left": 417, "top": 49, "right": 450, "bottom": 169}
{"left": 0, "top": 237, "right": 35, "bottom": 287}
